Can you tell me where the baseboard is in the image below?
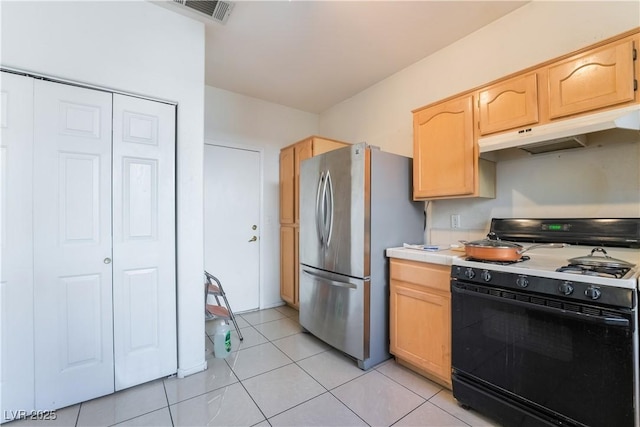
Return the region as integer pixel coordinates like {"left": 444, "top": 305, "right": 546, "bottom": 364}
{"left": 177, "top": 360, "right": 208, "bottom": 378}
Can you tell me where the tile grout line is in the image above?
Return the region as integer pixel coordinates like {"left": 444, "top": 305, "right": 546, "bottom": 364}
{"left": 211, "top": 307, "right": 482, "bottom": 427}
{"left": 287, "top": 349, "right": 373, "bottom": 426}
{"left": 235, "top": 310, "right": 300, "bottom": 425}
{"left": 162, "top": 378, "right": 175, "bottom": 427}
{"left": 253, "top": 313, "right": 369, "bottom": 425}
{"left": 74, "top": 402, "right": 82, "bottom": 427}
{"left": 426, "top": 389, "right": 476, "bottom": 427}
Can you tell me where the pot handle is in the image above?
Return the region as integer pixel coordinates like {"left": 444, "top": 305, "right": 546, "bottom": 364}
{"left": 589, "top": 247, "right": 611, "bottom": 258}
{"left": 517, "top": 243, "right": 569, "bottom": 255}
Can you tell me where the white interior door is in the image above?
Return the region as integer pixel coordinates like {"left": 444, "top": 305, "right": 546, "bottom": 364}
{"left": 204, "top": 144, "right": 260, "bottom": 313}
{"left": 1, "top": 72, "right": 35, "bottom": 420}
{"left": 112, "top": 94, "right": 176, "bottom": 390}
{"left": 33, "top": 80, "right": 114, "bottom": 409}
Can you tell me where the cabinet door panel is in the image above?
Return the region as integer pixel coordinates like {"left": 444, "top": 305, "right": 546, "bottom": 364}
{"left": 390, "top": 282, "right": 451, "bottom": 381}
{"left": 413, "top": 95, "right": 475, "bottom": 199}
{"left": 294, "top": 227, "right": 299, "bottom": 307}
{"left": 279, "top": 146, "right": 295, "bottom": 224}
{"left": 294, "top": 140, "right": 312, "bottom": 224}
{"left": 479, "top": 73, "right": 539, "bottom": 135}
{"left": 280, "top": 225, "right": 296, "bottom": 305}
{"left": 548, "top": 40, "right": 635, "bottom": 119}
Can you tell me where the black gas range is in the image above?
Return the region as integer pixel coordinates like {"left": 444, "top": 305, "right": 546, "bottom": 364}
{"left": 451, "top": 218, "right": 640, "bottom": 427}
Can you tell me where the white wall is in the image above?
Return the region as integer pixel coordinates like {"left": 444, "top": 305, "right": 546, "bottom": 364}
{"left": 1, "top": 1, "right": 207, "bottom": 377}
{"left": 204, "top": 86, "right": 319, "bottom": 308}
{"left": 319, "top": 1, "right": 640, "bottom": 235}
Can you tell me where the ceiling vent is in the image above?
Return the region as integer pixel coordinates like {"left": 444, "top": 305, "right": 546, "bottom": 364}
{"left": 172, "top": 0, "right": 234, "bottom": 24}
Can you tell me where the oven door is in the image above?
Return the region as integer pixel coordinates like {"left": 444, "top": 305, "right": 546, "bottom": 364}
{"left": 451, "top": 281, "right": 635, "bottom": 427}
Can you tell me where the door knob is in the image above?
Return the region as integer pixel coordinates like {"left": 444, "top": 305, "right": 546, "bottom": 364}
{"left": 248, "top": 236, "right": 257, "bottom": 242}
{"left": 104, "top": 258, "right": 112, "bottom": 264}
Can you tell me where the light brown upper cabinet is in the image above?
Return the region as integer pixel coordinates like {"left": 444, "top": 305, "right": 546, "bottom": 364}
{"left": 411, "top": 29, "right": 637, "bottom": 200}
{"left": 478, "top": 73, "right": 540, "bottom": 135}
{"left": 547, "top": 38, "right": 637, "bottom": 120}
{"left": 413, "top": 95, "right": 495, "bottom": 200}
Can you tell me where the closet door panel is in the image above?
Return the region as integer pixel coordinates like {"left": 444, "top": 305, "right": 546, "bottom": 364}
{"left": 33, "top": 80, "right": 114, "bottom": 409}
{"left": 112, "top": 94, "right": 176, "bottom": 390}
{"left": 0, "top": 72, "right": 35, "bottom": 421}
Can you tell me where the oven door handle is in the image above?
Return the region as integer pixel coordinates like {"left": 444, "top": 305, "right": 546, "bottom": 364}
{"left": 452, "top": 284, "right": 631, "bottom": 328}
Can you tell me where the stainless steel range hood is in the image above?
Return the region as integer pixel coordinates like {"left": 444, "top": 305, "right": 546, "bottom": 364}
{"left": 478, "top": 104, "right": 640, "bottom": 154}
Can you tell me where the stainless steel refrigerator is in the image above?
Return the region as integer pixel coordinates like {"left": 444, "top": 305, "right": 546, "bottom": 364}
{"left": 299, "top": 143, "right": 423, "bottom": 370}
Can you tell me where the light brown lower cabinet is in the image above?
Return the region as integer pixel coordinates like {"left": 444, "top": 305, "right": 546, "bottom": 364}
{"left": 280, "top": 225, "right": 297, "bottom": 306}
{"left": 390, "top": 258, "right": 452, "bottom": 389}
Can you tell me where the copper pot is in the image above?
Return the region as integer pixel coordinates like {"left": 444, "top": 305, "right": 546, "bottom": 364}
{"left": 459, "top": 233, "right": 568, "bottom": 262}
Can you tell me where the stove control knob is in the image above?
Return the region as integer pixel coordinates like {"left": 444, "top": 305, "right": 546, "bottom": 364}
{"left": 481, "top": 270, "right": 492, "bottom": 282}
{"left": 558, "top": 281, "right": 574, "bottom": 296}
{"left": 464, "top": 268, "right": 475, "bottom": 280}
{"left": 585, "top": 286, "right": 602, "bottom": 300}
{"left": 516, "top": 275, "right": 529, "bottom": 288}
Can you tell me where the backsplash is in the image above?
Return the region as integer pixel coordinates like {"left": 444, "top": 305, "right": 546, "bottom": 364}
{"left": 429, "top": 228, "right": 487, "bottom": 247}
{"left": 431, "top": 139, "right": 640, "bottom": 231}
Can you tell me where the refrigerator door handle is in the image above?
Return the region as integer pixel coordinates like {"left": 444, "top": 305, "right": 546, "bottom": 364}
{"left": 325, "top": 171, "right": 334, "bottom": 247}
{"left": 315, "top": 172, "right": 326, "bottom": 246}
{"left": 301, "top": 268, "right": 357, "bottom": 290}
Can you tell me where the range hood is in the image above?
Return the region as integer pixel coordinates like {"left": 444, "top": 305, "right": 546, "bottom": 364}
{"left": 478, "top": 104, "right": 640, "bottom": 154}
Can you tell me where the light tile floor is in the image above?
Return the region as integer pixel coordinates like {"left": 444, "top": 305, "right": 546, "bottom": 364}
{"left": 9, "top": 306, "right": 499, "bottom": 427}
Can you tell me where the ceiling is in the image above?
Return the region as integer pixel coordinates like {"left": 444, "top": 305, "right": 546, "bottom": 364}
{"left": 159, "top": 1, "right": 529, "bottom": 113}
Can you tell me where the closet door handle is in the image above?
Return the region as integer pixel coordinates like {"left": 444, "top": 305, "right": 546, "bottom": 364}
{"left": 103, "top": 258, "right": 112, "bottom": 264}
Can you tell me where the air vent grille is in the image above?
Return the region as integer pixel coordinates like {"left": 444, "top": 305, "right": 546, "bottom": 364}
{"left": 174, "top": 0, "right": 234, "bottom": 24}
{"left": 519, "top": 134, "right": 587, "bottom": 155}
{"left": 185, "top": 0, "right": 217, "bottom": 16}
{"left": 212, "top": 1, "right": 232, "bottom": 21}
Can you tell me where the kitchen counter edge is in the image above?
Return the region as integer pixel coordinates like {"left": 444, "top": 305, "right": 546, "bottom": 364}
{"left": 386, "top": 247, "right": 464, "bottom": 266}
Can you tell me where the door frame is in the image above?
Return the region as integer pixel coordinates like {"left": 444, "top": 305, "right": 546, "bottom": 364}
{"left": 204, "top": 139, "right": 264, "bottom": 310}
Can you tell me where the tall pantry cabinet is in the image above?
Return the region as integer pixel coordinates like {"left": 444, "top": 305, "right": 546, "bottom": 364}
{"left": 279, "top": 136, "right": 348, "bottom": 308}
{"left": 1, "top": 72, "right": 177, "bottom": 419}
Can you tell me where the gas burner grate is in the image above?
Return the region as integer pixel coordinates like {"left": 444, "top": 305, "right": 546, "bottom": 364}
{"left": 465, "top": 256, "right": 530, "bottom": 265}
{"left": 555, "top": 264, "right": 630, "bottom": 279}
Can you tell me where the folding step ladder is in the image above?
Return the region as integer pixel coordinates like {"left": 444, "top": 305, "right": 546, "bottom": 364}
{"left": 204, "top": 271, "right": 243, "bottom": 341}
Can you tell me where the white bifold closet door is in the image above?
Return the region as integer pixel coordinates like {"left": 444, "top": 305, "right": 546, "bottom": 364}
{"left": 33, "top": 80, "right": 115, "bottom": 409}
{"left": 111, "top": 93, "right": 176, "bottom": 391}
{"left": 30, "top": 79, "right": 176, "bottom": 410}
{"left": 1, "top": 72, "right": 36, "bottom": 419}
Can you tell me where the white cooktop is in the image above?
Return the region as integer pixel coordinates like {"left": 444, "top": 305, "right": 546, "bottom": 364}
{"left": 453, "top": 244, "right": 640, "bottom": 290}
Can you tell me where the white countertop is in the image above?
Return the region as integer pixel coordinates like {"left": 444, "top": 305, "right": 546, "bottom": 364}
{"left": 386, "top": 247, "right": 464, "bottom": 266}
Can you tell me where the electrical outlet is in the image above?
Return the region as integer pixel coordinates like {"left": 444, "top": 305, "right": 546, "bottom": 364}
{"left": 451, "top": 214, "right": 461, "bottom": 229}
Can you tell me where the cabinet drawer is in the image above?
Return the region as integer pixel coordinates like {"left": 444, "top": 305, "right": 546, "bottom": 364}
{"left": 390, "top": 259, "right": 450, "bottom": 292}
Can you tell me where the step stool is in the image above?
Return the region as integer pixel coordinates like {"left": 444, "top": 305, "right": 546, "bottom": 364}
{"left": 204, "top": 271, "right": 243, "bottom": 341}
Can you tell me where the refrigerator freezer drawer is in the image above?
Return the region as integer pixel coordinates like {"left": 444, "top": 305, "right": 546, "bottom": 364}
{"left": 299, "top": 265, "right": 369, "bottom": 362}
